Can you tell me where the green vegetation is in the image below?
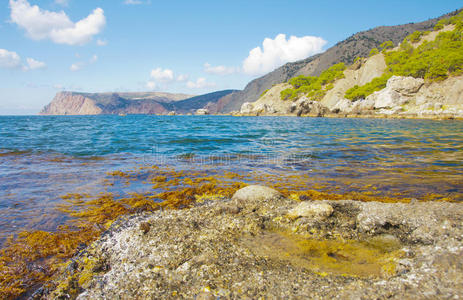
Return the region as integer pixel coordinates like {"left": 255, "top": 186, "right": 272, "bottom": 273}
{"left": 369, "top": 48, "right": 379, "bottom": 56}
{"left": 260, "top": 89, "right": 269, "bottom": 98}
{"left": 380, "top": 41, "right": 394, "bottom": 51}
{"left": 345, "top": 73, "right": 393, "bottom": 101}
{"left": 385, "top": 12, "right": 463, "bottom": 81}
{"left": 345, "top": 11, "right": 463, "bottom": 100}
{"left": 405, "top": 31, "right": 424, "bottom": 43}
{"left": 280, "top": 63, "right": 346, "bottom": 101}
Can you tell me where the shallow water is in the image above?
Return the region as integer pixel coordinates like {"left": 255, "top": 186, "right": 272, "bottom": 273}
{"left": 1, "top": 115, "right": 462, "bottom": 240}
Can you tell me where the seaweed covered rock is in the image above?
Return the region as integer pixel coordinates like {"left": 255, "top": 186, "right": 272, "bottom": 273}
{"left": 45, "top": 193, "right": 463, "bottom": 299}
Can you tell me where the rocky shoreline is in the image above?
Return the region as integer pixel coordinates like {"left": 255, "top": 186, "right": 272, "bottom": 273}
{"left": 42, "top": 186, "right": 463, "bottom": 299}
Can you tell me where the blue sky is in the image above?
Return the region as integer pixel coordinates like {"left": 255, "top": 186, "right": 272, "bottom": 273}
{"left": 0, "top": 0, "right": 462, "bottom": 114}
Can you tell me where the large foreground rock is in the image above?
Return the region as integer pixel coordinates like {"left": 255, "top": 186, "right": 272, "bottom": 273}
{"left": 47, "top": 193, "right": 463, "bottom": 299}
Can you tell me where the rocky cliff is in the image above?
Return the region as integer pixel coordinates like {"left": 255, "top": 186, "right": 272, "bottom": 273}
{"left": 220, "top": 9, "right": 462, "bottom": 113}
{"left": 40, "top": 90, "right": 237, "bottom": 115}
{"left": 237, "top": 22, "right": 463, "bottom": 119}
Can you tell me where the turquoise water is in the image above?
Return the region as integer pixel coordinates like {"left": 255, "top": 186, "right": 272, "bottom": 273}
{"left": 1, "top": 115, "right": 463, "bottom": 240}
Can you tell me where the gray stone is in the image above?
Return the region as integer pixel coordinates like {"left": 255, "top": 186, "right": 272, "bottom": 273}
{"left": 287, "top": 201, "right": 334, "bottom": 220}
{"left": 232, "top": 185, "right": 283, "bottom": 202}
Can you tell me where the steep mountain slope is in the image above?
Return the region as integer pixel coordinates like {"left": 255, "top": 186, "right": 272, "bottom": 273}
{"left": 168, "top": 90, "right": 239, "bottom": 113}
{"left": 220, "top": 9, "right": 462, "bottom": 113}
{"left": 237, "top": 16, "right": 463, "bottom": 119}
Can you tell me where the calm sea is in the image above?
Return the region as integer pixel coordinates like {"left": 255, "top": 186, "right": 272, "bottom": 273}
{"left": 1, "top": 115, "right": 462, "bottom": 241}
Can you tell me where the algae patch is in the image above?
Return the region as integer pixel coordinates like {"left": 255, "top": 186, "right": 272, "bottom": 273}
{"left": 243, "top": 231, "right": 402, "bottom": 278}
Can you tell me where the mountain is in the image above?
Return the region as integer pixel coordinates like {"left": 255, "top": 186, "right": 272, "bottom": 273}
{"left": 219, "top": 9, "right": 462, "bottom": 113}
{"left": 237, "top": 10, "right": 463, "bottom": 119}
{"left": 39, "top": 90, "right": 237, "bottom": 115}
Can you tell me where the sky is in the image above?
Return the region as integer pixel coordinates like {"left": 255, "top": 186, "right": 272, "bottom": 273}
{"left": 0, "top": 0, "right": 462, "bottom": 114}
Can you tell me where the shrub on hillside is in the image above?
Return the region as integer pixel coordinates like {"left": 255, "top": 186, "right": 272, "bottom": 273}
{"left": 281, "top": 63, "right": 346, "bottom": 101}
{"left": 344, "top": 73, "right": 392, "bottom": 101}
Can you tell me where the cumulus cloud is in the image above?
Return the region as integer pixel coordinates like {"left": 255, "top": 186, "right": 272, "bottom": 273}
{"left": 150, "top": 68, "right": 174, "bottom": 82}
{"left": 26, "top": 57, "right": 46, "bottom": 70}
{"left": 186, "top": 77, "right": 216, "bottom": 89}
{"left": 0, "top": 48, "right": 46, "bottom": 71}
{"left": 242, "top": 34, "right": 327, "bottom": 76}
{"left": 9, "top": 0, "right": 106, "bottom": 45}
{"left": 204, "top": 63, "right": 239, "bottom": 75}
{"left": 0, "top": 49, "right": 22, "bottom": 69}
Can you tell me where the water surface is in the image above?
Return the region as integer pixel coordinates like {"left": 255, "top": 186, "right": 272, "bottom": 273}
{"left": 1, "top": 115, "right": 462, "bottom": 240}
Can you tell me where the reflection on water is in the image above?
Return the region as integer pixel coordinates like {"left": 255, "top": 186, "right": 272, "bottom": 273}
{"left": 0, "top": 115, "right": 462, "bottom": 240}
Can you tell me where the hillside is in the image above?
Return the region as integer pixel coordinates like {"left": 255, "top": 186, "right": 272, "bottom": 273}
{"left": 39, "top": 90, "right": 237, "bottom": 115}
{"left": 237, "top": 12, "right": 463, "bottom": 119}
{"left": 220, "top": 9, "right": 462, "bottom": 113}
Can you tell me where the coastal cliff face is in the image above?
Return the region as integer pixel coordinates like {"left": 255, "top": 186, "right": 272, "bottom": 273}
{"left": 40, "top": 92, "right": 103, "bottom": 115}
{"left": 39, "top": 92, "right": 190, "bottom": 115}
{"left": 219, "top": 9, "right": 461, "bottom": 113}
{"left": 40, "top": 90, "right": 237, "bottom": 115}
{"left": 238, "top": 23, "right": 463, "bottom": 119}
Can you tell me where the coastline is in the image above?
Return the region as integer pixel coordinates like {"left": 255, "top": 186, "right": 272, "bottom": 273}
{"left": 35, "top": 112, "right": 463, "bottom": 121}
{"left": 231, "top": 112, "right": 463, "bottom": 120}
{"left": 42, "top": 186, "right": 463, "bottom": 299}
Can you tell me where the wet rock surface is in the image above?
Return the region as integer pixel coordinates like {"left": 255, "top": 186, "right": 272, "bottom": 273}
{"left": 47, "top": 189, "right": 463, "bottom": 299}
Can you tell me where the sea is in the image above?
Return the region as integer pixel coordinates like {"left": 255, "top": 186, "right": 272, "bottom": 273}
{"left": 1, "top": 115, "right": 462, "bottom": 242}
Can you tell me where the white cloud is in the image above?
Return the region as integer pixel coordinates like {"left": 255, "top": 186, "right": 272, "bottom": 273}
{"left": 9, "top": 0, "right": 106, "bottom": 45}
{"left": 150, "top": 67, "right": 174, "bottom": 82}
{"left": 204, "top": 63, "right": 239, "bottom": 75}
{"left": 70, "top": 63, "right": 81, "bottom": 71}
{"left": 26, "top": 57, "right": 46, "bottom": 70}
{"left": 96, "top": 39, "right": 107, "bottom": 46}
{"left": 54, "top": 0, "right": 69, "bottom": 6}
{"left": 176, "top": 74, "right": 189, "bottom": 82}
{"left": 186, "top": 77, "right": 215, "bottom": 89}
{"left": 90, "top": 54, "right": 98, "bottom": 63}
{"left": 0, "top": 49, "right": 22, "bottom": 69}
{"left": 0, "top": 48, "right": 46, "bottom": 71}
{"left": 69, "top": 54, "right": 97, "bottom": 71}
{"left": 242, "top": 33, "right": 327, "bottom": 76}
{"left": 146, "top": 81, "right": 156, "bottom": 90}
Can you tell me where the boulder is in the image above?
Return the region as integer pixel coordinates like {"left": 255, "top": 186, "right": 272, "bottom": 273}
{"left": 240, "top": 102, "right": 254, "bottom": 114}
{"left": 287, "top": 201, "right": 334, "bottom": 220}
{"left": 195, "top": 108, "right": 210, "bottom": 115}
{"left": 367, "top": 76, "right": 424, "bottom": 109}
{"left": 232, "top": 185, "right": 283, "bottom": 202}
{"left": 387, "top": 76, "right": 424, "bottom": 95}
{"left": 291, "top": 97, "right": 329, "bottom": 116}
{"left": 331, "top": 98, "right": 353, "bottom": 113}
